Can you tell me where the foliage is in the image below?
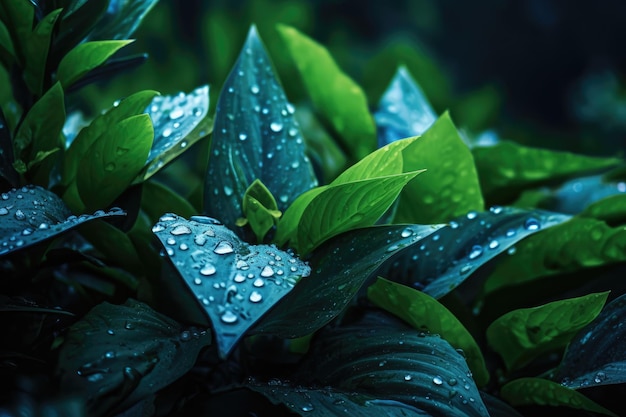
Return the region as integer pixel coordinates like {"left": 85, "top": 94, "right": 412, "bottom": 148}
{"left": 1, "top": 2, "right": 625, "bottom": 416}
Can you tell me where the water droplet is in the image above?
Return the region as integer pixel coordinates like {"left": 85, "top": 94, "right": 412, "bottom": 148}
{"left": 249, "top": 291, "right": 262, "bottom": 303}
{"left": 38, "top": 223, "right": 49, "bottom": 229}
{"left": 488, "top": 240, "right": 499, "bottom": 249}
{"left": 270, "top": 122, "right": 283, "bottom": 132}
{"left": 253, "top": 278, "right": 264, "bottom": 287}
{"left": 200, "top": 264, "right": 216, "bottom": 276}
{"left": 107, "top": 329, "right": 115, "bottom": 335}
{"left": 124, "top": 321, "right": 134, "bottom": 330}
{"left": 594, "top": 371, "right": 606, "bottom": 384}
{"left": 238, "top": 132, "right": 247, "bottom": 141}
{"left": 433, "top": 376, "right": 443, "bottom": 385}
{"left": 14, "top": 209, "right": 25, "bottom": 220}
{"left": 250, "top": 84, "right": 260, "bottom": 94}
{"left": 0, "top": 207, "right": 8, "bottom": 215}
{"left": 214, "top": 241, "right": 234, "bottom": 255}
{"left": 505, "top": 228, "right": 516, "bottom": 237}
{"left": 234, "top": 273, "right": 246, "bottom": 283}
{"left": 401, "top": 228, "right": 413, "bottom": 238}
{"left": 162, "top": 127, "right": 173, "bottom": 138}
{"left": 490, "top": 206, "right": 503, "bottom": 214}
{"left": 220, "top": 310, "right": 238, "bottom": 324}
{"left": 104, "top": 351, "right": 116, "bottom": 359}
{"left": 524, "top": 217, "right": 540, "bottom": 231}
{"left": 180, "top": 330, "right": 191, "bottom": 341}
{"left": 466, "top": 211, "right": 477, "bottom": 220}
{"left": 301, "top": 404, "right": 314, "bottom": 412}
{"left": 170, "top": 224, "right": 192, "bottom": 236}
{"left": 468, "top": 245, "right": 483, "bottom": 260}
{"left": 507, "top": 246, "right": 517, "bottom": 255}
{"left": 260, "top": 266, "right": 274, "bottom": 277}
{"left": 224, "top": 186, "right": 233, "bottom": 196}
{"left": 286, "top": 103, "right": 296, "bottom": 114}
{"left": 193, "top": 278, "right": 202, "bottom": 285}
{"left": 169, "top": 108, "right": 184, "bottom": 119}
{"left": 404, "top": 374, "right": 412, "bottom": 381}
{"left": 460, "top": 264, "right": 472, "bottom": 275}
{"left": 166, "top": 237, "right": 176, "bottom": 246}
{"left": 179, "top": 243, "right": 189, "bottom": 251}
{"left": 448, "top": 378, "right": 457, "bottom": 386}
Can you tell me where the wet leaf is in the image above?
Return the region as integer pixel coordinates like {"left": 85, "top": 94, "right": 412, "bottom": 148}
{"left": 297, "top": 311, "right": 489, "bottom": 417}
{"left": 57, "top": 40, "right": 134, "bottom": 89}
{"left": 472, "top": 141, "right": 620, "bottom": 205}
{"left": 254, "top": 224, "right": 443, "bottom": 338}
{"left": 486, "top": 292, "right": 609, "bottom": 372}
{"left": 500, "top": 378, "right": 617, "bottom": 417}
{"left": 56, "top": 299, "right": 210, "bottom": 417}
{"left": 23, "top": 8, "right": 61, "bottom": 96}
{"left": 380, "top": 206, "right": 570, "bottom": 300}
{"left": 0, "top": 185, "right": 126, "bottom": 257}
{"left": 152, "top": 213, "right": 311, "bottom": 359}
{"left": 139, "top": 85, "right": 211, "bottom": 181}
{"left": 368, "top": 277, "right": 489, "bottom": 386}
{"left": 205, "top": 26, "right": 317, "bottom": 231}
{"left": 554, "top": 293, "right": 626, "bottom": 388}
{"left": 277, "top": 24, "right": 376, "bottom": 160}
{"left": 374, "top": 66, "right": 437, "bottom": 147}
{"left": 395, "top": 112, "right": 484, "bottom": 224}
{"left": 86, "top": 0, "right": 159, "bottom": 41}
{"left": 480, "top": 392, "right": 524, "bottom": 417}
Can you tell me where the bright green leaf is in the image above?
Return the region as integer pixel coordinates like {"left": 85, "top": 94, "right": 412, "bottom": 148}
{"left": 500, "top": 377, "right": 617, "bottom": 417}
{"left": 368, "top": 277, "right": 489, "bottom": 386}
{"left": 23, "top": 8, "right": 62, "bottom": 96}
{"left": 277, "top": 24, "right": 376, "bottom": 160}
{"left": 274, "top": 186, "right": 325, "bottom": 247}
{"left": 241, "top": 179, "right": 281, "bottom": 243}
{"left": 486, "top": 292, "right": 609, "bottom": 371}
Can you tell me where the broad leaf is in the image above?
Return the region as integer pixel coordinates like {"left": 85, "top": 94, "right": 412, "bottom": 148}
{"left": 57, "top": 40, "right": 134, "bottom": 89}
{"left": 0, "top": 18, "right": 14, "bottom": 69}
{"left": 204, "top": 26, "right": 317, "bottom": 231}
{"left": 581, "top": 193, "right": 626, "bottom": 225}
{"left": 56, "top": 299, "right": 210, "bottom": 417}
{"left": 0, "top": 108, "right": 18, "bottom": 187}
{"left": 277, "top": 24, "right": 376, "bottom": 160}
{"left": 297, "top": 311, "right": 489, "bottom": 417}
{"left": 375, "top": 66, "right": 437, "bottom": 147}
{"left": 472, "top": 141, "right": 620, "bottom": 204}
{"left": 368, "top": 277, "right": 489, "bottom": 386}
{"left": 152, "top": 213, "right": 311, "bottom": 359}
{"left": 0, "top": 185, "right": 126, "bottom": 257}
{"left": 486, "top": 292, "right": 609, "bottom": 372}
{"left": 380, "top": 206, "right": 570, "bottom": 300}
{"left": 86, "top": 0, "right": 159, "bottom": 41}
{"left": 0, "top": 0, "right": 34, "bottom": 67}
{"left": 140, "top": 180, "right": 196, "bottom": 223}
{"left": 139, "top": 85, "right": 211, "bottom": 181}
{"left": 76, "top": 114, "right": 153, "bottom": 212}
{"left": 500, "top": 378, "right": 617, "bottom": 417}
{"left": 395, "top": 112, "right": 484, "bottom": 224}
{"left": 23, "top": 8, "right": 62, "bottom": 96}
{"left": 554, "top": 293, "right": 626, "bottom": 388}
{"left": 254, "top": 224, "right": 443, "bottom": 338}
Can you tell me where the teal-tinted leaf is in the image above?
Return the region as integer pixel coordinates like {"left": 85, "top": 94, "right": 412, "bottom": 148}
{"left": 86, "top": 0, "right": 159, "bottom": 41}
{"left": 554, "top": 293, "right": 626, "bottom": 388}
{"left": 381, "top": 206, "right": 569, "bottom": 300}
{"left": 395, "top": 112, "right": 484, "bottom": 224}
{"left": 0, "top": 108, "right": 18, "bottom": 187}
{"left": 139, "top": 85, "right": 210, "bottom": 181}
{"left": 56, "top": 299, "right": 210, "bottom": 417}
{"left": 140, "top": 180, "right": 196, "bottom": 224}
{"left": 375, "top": 66, "right": 437, "bottom": 147}
{"left": 486, "top": 292, "right": 609, "bottom": 372}
{"left": 23, "top": 8, "right": 61, "bottom": 96}
{"left": 277, "top": 24, "right": 376, "bottom": 160}
{"left": 62, "top": 90, "right": 158, "bottom": 186}
{"left": 76, "top": 113, "right": 153, "bottom": 212}
{"left": 0, "top": 185, "right": 126, "bottom": 257}
{"left": 254, "top": 224, "right": 442, "bottom": 338}
{"left": 248, "top": 381, "right": 429, "bottom": 416}
{"left": 500, "top": 377, "right": 617, "bottom": 417}
{"left": 152, "top": 213, "right": 311, "bottom": 359}
{"left": 472, "top": 141, "right": 621, "bottom": 205}
{"left": 297, "top": 311, "right": 489, "bottom": 417}
{"left": 204, "top": 26, "right": 317, "bottom": 230}
{"left": 480, "top": 392, "right": 524, "bottom": 417}
{"left": 57, "top": 40, "right": 134, "bottom": 89}
{"left": 368, "top": 277, "right": 489, "bottom": 386}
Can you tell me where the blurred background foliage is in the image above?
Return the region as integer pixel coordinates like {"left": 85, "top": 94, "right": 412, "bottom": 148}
{"left": 36, "top": 0, "right": 626, "bottom": 157}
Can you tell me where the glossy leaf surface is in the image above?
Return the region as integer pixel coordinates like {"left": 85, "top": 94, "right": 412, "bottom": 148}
{"left": 23, "top": 8, "right": 61, "bottom": 96}
{"left": 87, "top": 0, "right": 159, "bottom": 41}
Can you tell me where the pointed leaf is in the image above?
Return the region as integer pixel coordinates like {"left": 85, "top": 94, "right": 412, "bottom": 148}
{"left": 554, "top": 293, "right": 626, "bottom": 388}
{"left": 487, "top": 292, "right": 609, "bottom": 372}
{"left": 0, "top": 0, "right": 34, "bottom": 67}
{"left": 375, "top": 66, "right": 437, "bottom": 147}
{"left": 0, "top": 108, "right": 18, "bottom": 186}
{"left": 205, "top": 26, "right": 317, "bottom": 230}
{"left": 473, "top": 141, "right": 621, "bottom": 204}
{"left": 57, "top": 40, "right": 134, "bottom": 89}
{"left": 56, "top": 299, "right": 210, "bottom": 417}
{"left": 0, "top": 18, "right": 14, "bottom": 72}
{"left": 241, "top": 179, "right": 281, "bottom": 243}
{"left": 76, "top": 114, "right": 153, "bottom": 212}
{"left": 380, "top": 206, "right": 570, "bottom": 300}
{"left": 277, "top": 24, "right": 376, "bottom": 160}
{"left": 500, "top": 378, "right": 617, "bottom": 417}
{"left": 139, "top": 85, "right": 211, "bottom": 181}
{"left": 396, "top": 112, "right": 484, "bottom": 224}
{"left": 151, "top": 213, "right": 311, "bottom": 359}
{"left": 23, "top": 8, "right": 62, "bottom": 96}
{"left": 86, "top": 0, "right": 159, "bottom": 41}
{"left": 368, "top": 277, "right": 489, "bottom": 386}
{"left": 0, "top": 185, "right": 126, "bottom": 257}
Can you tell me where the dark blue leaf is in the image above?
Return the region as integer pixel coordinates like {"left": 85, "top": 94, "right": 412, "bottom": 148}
{"left": 374, "top": 66, "right": 437, "bottom": 147}
{"left": 151, "top": 213, "right": 311, "bottom": 359}
{"left": 204, "top": 25, "right": 317, "bottom": 230}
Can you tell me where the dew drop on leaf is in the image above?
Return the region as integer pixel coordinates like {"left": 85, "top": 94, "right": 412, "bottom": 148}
{"left": 170, "top": 225, "right": 192, "bottom": 235}
{"left": 524, "top": 217, "right": 540, "bottom": 231}
{"left": 200, "top": 264, "right": 217, "bottom": 276}
{"left": 433, "top": 376, "right": 443, "bottom": 385}
{"left": 249, "top": 291, "right": 263, "bottom": 303}
{"left": 270, "top": 121, "right": 283, "bottom": 132}
{"left": 220, "top": 310, "right": 238, "bottom": 324}
{"left": 468, "top": 245, "right": 483, "bottom": 260}
{"left": 260, "top": 266, "right": 274, "bottom": 277}
{"left": 214, "top": 241, "right": 234, "bottom": 255}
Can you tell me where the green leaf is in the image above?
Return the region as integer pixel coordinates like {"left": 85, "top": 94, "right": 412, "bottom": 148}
{"left": 297, "top": 311, "right": 489, "bottom": 417}
{"left": 0, "top": 0, "right": 34, "bottom": 67}
{"left": 0, "top": 18, "right": 16, "bottom": 68}
{"left": 76, "top": 114, "right": 153, "bottom": 212}
{"left": 56, "top": 299, "right": 211, "bottom": 417}
{"left": 140, "top": 180, "right": 197, "bottom": 224}
{"left": 240, "top": 179, "right": 281, "bottom": 243}
{"left": 472, "top": 141, "right": 621, "bottom": 205}
{"left": 0, "top": 108, "right": 18, "bottom": 186}
{"left": 254, "top": 224, "right": 443, "bottom": 338}
{"left": 23, "top": 8, "right": 62, "bottom": 96}
{"left": 486, "top": 292, "right": 609, "bottom": 372}
{"left": 0, "top": 185, "right": 126, "bottom": 257}
{"left": 62, "top": 89, "right": 158, "bottom": 186}
{"left": 273, "top": 186, "right": 325, "bottom": 247}
{"left": 277, "top": 24, "right": 376, "bottom": 160}
{"left": 368, "top": 277, "right": 489, "bottom": 386}
{"left": 554, "top": 293, "right": 626, "bottom": 388}
{"left": 57, "top": 40, "right": 134, "bottom": 89}
{"left": 152, "top": 213, "right": 311, "bottom": 359}
{"left": 204, "top": 26, "right": 317, "bottom": 231}
{"left": 500, "top": 377, "right": 617, "bottom": 417}
{"left": 86, "top": 0, "right": 159, "bottom": 41}
{"left": 395, "top": 112, "right": 484, "bottom": 224}
{"left": 581, "top": 194, "right": 626, "bottom": 225}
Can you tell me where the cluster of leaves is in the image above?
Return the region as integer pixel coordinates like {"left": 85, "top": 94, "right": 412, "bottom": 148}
{"left": 2, "top": 1, "right": 626, "bottom": 416}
